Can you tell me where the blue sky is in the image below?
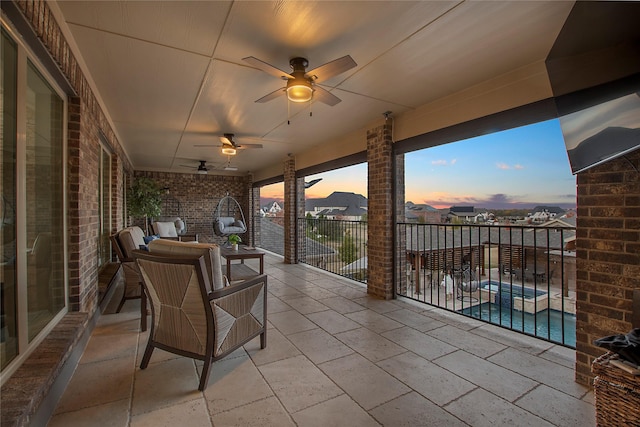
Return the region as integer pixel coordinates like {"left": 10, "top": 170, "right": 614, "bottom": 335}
{"left": 263, "top": 119, "right": 577, "bottom": 209}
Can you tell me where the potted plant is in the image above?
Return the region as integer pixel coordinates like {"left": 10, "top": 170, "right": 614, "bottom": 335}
{"left": 228, "top": 234, "right": 242, "bottom": 251}
{"left": 127, "top": 177, "right": 162, "bottom": 235}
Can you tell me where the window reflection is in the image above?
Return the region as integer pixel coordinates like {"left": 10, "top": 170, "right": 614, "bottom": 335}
{"left": 26, "top": 61, "right": 65, "bottom": 341}
{"left": 1, "top": 29, "right": 18, "bottom": 370}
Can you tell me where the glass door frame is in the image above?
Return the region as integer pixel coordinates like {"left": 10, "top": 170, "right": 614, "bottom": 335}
{"left": 1, "top": 16, "right": 68, "bottom": 384}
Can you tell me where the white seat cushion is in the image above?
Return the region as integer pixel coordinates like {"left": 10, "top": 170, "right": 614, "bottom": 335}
{"left": 153, "top": 221, "right": 178, "bottom": 238}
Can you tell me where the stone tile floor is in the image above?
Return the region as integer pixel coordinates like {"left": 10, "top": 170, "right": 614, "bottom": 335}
{"left": 48, "top": 253, "right": 595, "bottom": 426}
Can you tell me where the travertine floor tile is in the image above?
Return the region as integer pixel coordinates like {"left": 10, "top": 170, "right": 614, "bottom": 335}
{"left": 54, "top": 356, "right": 135, "bottom": 413}
{"left": 381, "top": 326, "right": 457, "bottom": 360}
{"left": 488, "top": 348, "right": 588, "bottom": 399}
{"left": 434, "top": 350, "right": 538, "bottom": 401}
{"left": 319, "top": 353, "right": 411, "bottom": 410}
{"left": 292, "top": 394, "right": 379, "bottom": 427}
{"left": 335, "top": 327, "right": 406, "bottom": 362}
{"left": 258, "top": 355, "right": 342, "bottom": 413}
{"left": 268, "top": 310, "right": 318, "bottom": 336}
{"left": 377, "top": 351, "right": 476, "bottom": 406}
{"left": 244, "top": 328, "right": 301, "bottom": 366}
{"left": 515, "top": 384, "right": 595, "bottom": 426}
{"left": 49, "top": 398, "right": 130, "bottom": 427}
{"left": 131, "top": 358, "right": 201, "bottom": 416}
{"left": 210, "top": 396, "right": 295, "bottom": 427}
{"left": 288, "top": 328, "right": 354, "bottom": 364}
{"left": 203, "top": 353, "right": 274, "bottom": 414}
{"left": 345, "top": 309, "right": 404, "bottom": 333}
{"left": 426, "top": 324, "right": 507, "bottom": 358}
{"left": 317, "top": 296, "right": 367, "bottom": 314}
{"left": 445, "top": 388, "right": 554, "bottom": 426}
{"left": 369, "top": 391, "right": 468, "bottom": 427}
{"left": 306, "top": 309, "right": 361, "bottom": 334}
{"left": 130, "top": 398, "right": 211, "bottom": 427}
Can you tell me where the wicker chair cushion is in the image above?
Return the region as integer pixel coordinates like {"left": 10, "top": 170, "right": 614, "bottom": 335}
{"left": 118, "top": 227, "right": 146, "bottom": 259}
{"left": 148, "top": 239, "right": 226, "bottom": 291}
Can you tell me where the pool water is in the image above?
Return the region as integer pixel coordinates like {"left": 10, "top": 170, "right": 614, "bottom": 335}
{"left": 480, "top": 281, "right": 546, "bottom": 300}
{"left": 461, "top": 303, "right": 576, "bottom": 347}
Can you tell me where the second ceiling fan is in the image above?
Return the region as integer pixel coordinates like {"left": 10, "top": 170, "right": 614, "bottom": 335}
{"left": 195, "top": 133, "right": 263, "bottom": 156}
{"left": 243, "top": 55, "right": 357, "bottom": 106}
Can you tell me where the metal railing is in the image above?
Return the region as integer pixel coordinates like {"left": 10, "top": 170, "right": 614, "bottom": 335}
{"left": 260, "top": 216, "right": 576, "bottom": 347}
{"left": 396, "top": 222, "right": 576, "bottom": 347}
{"left": 297, "top": 217, "right": 368, "bottom": 283}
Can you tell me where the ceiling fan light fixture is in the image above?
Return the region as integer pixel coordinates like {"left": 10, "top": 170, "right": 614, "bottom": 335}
{"left": 221, "top": 147, "right": 237, "bottom": 156}
{"left": 286, "top": 80, "right": 313, "bottom": 103}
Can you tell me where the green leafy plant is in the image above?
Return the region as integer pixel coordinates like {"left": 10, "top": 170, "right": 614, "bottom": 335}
{"left": 127, "top": 177, "right": 162, "bottom": 234}
{"left": 228, "top": 234, "right": 242, "bottom": 245}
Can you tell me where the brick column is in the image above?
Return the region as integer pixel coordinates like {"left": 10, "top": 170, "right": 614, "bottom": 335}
{"left": 283, "top": 157, "right": 297, "bottom": 264}
{"left": 367, "top": 123, "right": 394, "bottom": 299}
{"left": 574, "top": 148, "right": 640, "bottom": 385}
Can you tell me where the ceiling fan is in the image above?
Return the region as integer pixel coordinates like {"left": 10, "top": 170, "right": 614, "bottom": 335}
{"left": 243, "top": 55, "right": 357, "bottom": 106}
{"left": 180, "top": 160, "right": 210, "bottom": 174}
{"left": 195, "top": 133, "right": 263, "bottom": 156}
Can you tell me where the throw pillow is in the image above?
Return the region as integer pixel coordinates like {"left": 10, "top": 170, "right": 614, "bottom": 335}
{"left": 143, "top": 234, "right": 160, "bottom": 244}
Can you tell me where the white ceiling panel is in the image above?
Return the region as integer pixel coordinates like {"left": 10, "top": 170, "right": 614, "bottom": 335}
{"left": 53, "top": 0, "right": 576, "bottom": 176}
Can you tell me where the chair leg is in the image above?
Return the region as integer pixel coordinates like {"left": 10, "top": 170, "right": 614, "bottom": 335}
{"left": 260, "top": 330, "right": 267, "bottom": 349}
{"left": 140, "top": 342, "right": 155, "bottom": 369}
{"left": 198, "top": 359, "right": 212, "bottom": 391}
{"left": 140, "top": 285, "right": 147, "bottom": 332}
{"left": 115, "top": 292, "right": 127, "bottom": 313}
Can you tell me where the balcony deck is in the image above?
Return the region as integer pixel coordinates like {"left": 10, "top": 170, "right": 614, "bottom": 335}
{"left": 48, "top": 252, "right": 595, "bottom": 426}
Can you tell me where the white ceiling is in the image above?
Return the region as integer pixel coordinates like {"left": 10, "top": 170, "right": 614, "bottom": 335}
{"left": 54, "top": 0, "right": 574, "bottom": 177}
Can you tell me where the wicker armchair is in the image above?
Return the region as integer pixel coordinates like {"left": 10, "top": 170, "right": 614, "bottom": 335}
{"left": 133, "top": 247, "right": 267, "bottom": 391}
{"left": 110, "top": 227, "right": 146, "bottom": 330}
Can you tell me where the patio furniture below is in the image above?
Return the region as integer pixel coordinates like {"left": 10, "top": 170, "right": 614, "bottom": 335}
{"left": 134, "top": 240, "right": 267, "bottom": 390}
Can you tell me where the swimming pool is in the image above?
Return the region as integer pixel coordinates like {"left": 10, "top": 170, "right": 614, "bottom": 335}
{"left": 480, "top": 280, "right": 546, "bottom": 300}
{"left": 460, "top": 303, "right": 576, "bottom": 347}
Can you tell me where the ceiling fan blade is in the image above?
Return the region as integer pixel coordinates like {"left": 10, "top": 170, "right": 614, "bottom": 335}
{"left": 305, "top": 55, "right": 357, "bottom": 83}
{"left": 180, "top": 164, "right": 197, "bottom": 169}
{"left": 243, "top": 56, "right": 294, "bottom": 79}
{"left": 219, "top": 136, "right": 235, "bottom": 147}
{"left": 255, "top": 87, "right": 286, "bottom": 103}
{"left": 194, "top": 144, "right": 218, "bottom": 148}
{"left": 237, "top": 143, "right": 263, "bottom": 149}
{"left": 313, "top": 86, "right": 342, "bottom": 106}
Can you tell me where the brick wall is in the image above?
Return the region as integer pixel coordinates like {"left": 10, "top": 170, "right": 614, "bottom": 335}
{"left": 367, "top": 123, "right": 394, "bottom": 299}
{"left": 575, "top": 148, "right": 640, "bottom": 385}
{"left": 14, "top": 0, "right": 134, "bottom": 313}
{"left": 133, "top": 171, "right": 252, "bottom": 245}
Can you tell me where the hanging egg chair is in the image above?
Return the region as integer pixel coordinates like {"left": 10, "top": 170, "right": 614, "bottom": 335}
{"left": 213, "top": 194, "right": 247, "bottom": 237}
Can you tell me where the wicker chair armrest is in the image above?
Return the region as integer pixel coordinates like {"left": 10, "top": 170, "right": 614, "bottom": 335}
{"left": 208, "top": 274, "right": 267, "bottom": 300}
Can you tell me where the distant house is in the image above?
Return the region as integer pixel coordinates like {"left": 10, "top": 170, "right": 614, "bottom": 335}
{"left": 528, "top": 206, "right": 565, "bottom": 223}
{"left": 405, "top": 202, "right": 442, "bottom": 223}
{"left": 447, "top": 206, "right": 476, "bottom": 222}
{"left": 306, "top": 191, "right": 368, "bottom": 221}
{"left": 261, "top": 201, "right": 283, "bottom": 217}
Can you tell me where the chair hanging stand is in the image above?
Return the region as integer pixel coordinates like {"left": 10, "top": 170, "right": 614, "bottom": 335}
{"left": 213, "top": 193, "right": 247, "bottom": 243}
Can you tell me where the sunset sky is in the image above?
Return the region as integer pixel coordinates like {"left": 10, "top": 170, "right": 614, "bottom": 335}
{"left": 261, "top": 118, "right": 577, "bottom": 210}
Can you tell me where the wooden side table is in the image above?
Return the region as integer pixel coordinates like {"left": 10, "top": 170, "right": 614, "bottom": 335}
{"left": 219, "top": 246, "right": 265, "bottom": 281}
